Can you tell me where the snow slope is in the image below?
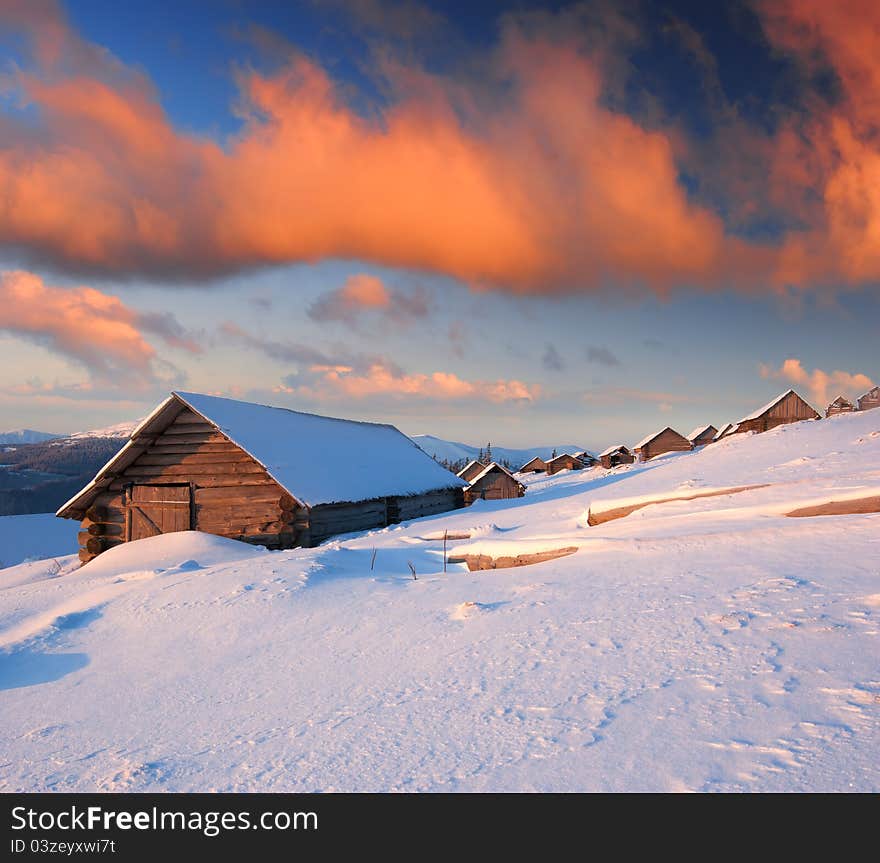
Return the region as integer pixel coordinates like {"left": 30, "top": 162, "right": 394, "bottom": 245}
{"left": 1, "top": 410, "right": 878, "bottom": 792}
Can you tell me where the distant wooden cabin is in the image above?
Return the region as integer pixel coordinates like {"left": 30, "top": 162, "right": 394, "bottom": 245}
{"left": 857, "top": 385, "right": 880, "bottom": 412}
{"left": 825, "top": 395, "right": 855, "bottom": 418}
{"left": 735, "top": 389, "right": 820, "bottom": 434}
{"left": 519, "top": 456, "right": 548, "bottom": 474}
{"left": 597, "top": 444, "right": 635, "bottom": 469}
{"left": 713, "top": 423, "right": 737, "bottom": 441}
{"left": 463, "top": 463, "right": 525, "bottom": 504}
{"left": 633, "top": 427, "right": 693, "bottom": 462}
{"left": 573, "top": 450, "right": 598, "bottom": 467}
{"left": 545, "top": 453, "right": 585, "bottom": 475}
{"left": 457, "top": 460, "right": 487, "bottom": 483}
{"left": 687, "top": 424, "right": 718, "bottom": 448}
{"left": 57, "top": 391, "right": 467, "bottom": 566}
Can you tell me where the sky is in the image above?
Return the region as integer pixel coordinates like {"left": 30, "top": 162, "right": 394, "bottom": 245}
{"left": 0, "top": 0, "right": 877, "bottom": 449}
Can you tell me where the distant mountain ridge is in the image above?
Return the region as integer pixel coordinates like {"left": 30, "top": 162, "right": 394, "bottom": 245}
{"left": 67, "top": 420, "right": 141, "bottom": 440}
{"left": 411, "top": 434, "right": 587, "bottom": 469}
{"left": 0, "top": 429, "right": 64, "bottom": 445}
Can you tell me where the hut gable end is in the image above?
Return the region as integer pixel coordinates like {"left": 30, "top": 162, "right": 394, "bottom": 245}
{"left": 857, "top": 385, "right": 880, "bottom": 412}
{"left": 736, "top": 389, "right": 820, "bottom": 433}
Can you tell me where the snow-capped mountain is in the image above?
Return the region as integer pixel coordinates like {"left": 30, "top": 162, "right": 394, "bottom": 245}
{"left": 0, "top": 429, "right": 63, "bottom": 445}
{"left": 411, "top": 434, "right": 586, "bottom": 467}
{"left": 67, "top": 420, "right": 142, "bottom": 440}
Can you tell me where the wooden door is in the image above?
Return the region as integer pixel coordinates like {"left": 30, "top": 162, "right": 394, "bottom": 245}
{"left": 127, "top": 484, "right": 192, "bottom": 541}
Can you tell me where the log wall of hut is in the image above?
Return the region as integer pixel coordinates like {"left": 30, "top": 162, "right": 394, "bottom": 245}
{"left": 545, "top": 455, "right": 585, "bottom": 475}
{"left": 599, "top": 449, "right": 634, "bottom": 469}
{"left": 75, "top": 406, "right": 465, "bottom": 564}
{"left": 635, "top": 430, "right": 692, "bottom": 461}
{"left": 858, "top": 386, "right": 880, "bottom": 412}
{"left": 519, "top": 457, "right": 547, "bottom": 473}
{"left": 463, "top": 471, "right": 524, "bottom": 504}
{"left": 737, "top": 391, "right": 820, "bottom": 434}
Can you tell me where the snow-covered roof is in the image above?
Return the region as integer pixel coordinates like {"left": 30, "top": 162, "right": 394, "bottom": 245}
{"left": 598, "top": 444, "right": 629, "bottom": 457}
{"left": 633, "top": 427, "right": 681, "bottom": 450}
{"left": 58, "top": 392, "right": 466, "bottom": 516}
{"left": 467, "top": 462, "right": 519, "bottom": 486}
{"left": 687, "top": 424, "right": 715, "bottom": 442}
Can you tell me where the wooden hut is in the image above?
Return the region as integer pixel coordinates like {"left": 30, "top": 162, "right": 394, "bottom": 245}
{"left": 597, "top": 444, "right": 635, "bottom": 469}
{"left": 687, "top": 424, "right": 718, "bottom": 448}
{"left": 457, "top": 460, "right": 487, "bottom": 483}
{"left": 573, "top": 450, "right": 598, "bottom": 467}
{"left": 56, "top": 391, "right": 467, "bottom": 565}
{"left": 633, "top": 427, "right": 693, "bottom": 462}
{"left": 519, "top": 456, "right": 548, "bottom": 474}
{"left": 857, "top": 385, "right": 880, "bottom": 412}
{"left": 735, "top": 389, "right": 819, "bottom": 434}
{"left": 713, "top": 422, "right": 737, "bottom": 441}
{"left": 463, "top": 463, "right": 525, "bottom": 504}
{"left": 545, "top": 453, "right": 585, "bottom": 475}
{"left": 825, "top": 396, "right": 855, "bottom": 418}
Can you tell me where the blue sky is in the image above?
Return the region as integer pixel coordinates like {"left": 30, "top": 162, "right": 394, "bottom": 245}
{"left": 0, "top": 1, "right": 877, "bottom": 447}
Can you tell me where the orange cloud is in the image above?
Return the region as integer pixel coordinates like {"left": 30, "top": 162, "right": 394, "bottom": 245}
{"left": 283, "top": 362, "right": 539, "bottom": 404}
{"left": 0, "top": 270, "right": 196, "bottom": 383}
{"left": 308, "top": 274, "right": 430, "bottom": 326}
{"left": 758, "top": 0, "right": 880, "bottom": 286}
{"left": 0, "top": 3, "right": 731, "bottom": 292}
{"left": 759, "top": 357, "right": 874, "bottom": 407}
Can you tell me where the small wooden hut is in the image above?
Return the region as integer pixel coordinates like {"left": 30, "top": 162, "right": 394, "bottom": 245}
{"left": 57, "top": 391, "right": 467, "bottom": 565}
{"left": 463, "top": 463, "right": 525, "bottom": 504}
{"left": 573, "top": 450, "right": 598, "bottom": 467}
{"left": 633, "top": 428, "right": 693, "bottom": 462}
{"left": 713, "top": 423, "right": 737, "bottom": 441}
{"left": 545, "top": 453, "right": 585, "bottom": 475}
{"left": 457, "top": 460, "right": 487, "bottom": 483}
{"left": 857, "top": 385, "right": 880, "bottom": 412}
{"left": 687, "top": 424, "right": 718, "bottom": 448}
{"left": 735, "top": 389, "right": 819, "bottom": 434}
{"left": 825, "top": 396, "right": 855, "bottom": 418}
{"left": 519, "top": 456, "right": 548, "bottom": 474}
{"left": 597, "top": 444, "right": 635, "bottom": 469}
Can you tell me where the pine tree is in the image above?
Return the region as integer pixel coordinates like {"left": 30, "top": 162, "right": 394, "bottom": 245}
{"left": 486, "top": 442, "right": 492, "bottom": 462}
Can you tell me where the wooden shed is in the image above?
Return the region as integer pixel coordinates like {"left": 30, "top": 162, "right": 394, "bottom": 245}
{"left": 713, "top": 423, "right": 737, "bottom": 442}
{"left": 457, "top": 460, "right": 487, "bottom": 483}
{"left": 857, "top": 385, "right": 880, "bottom": 412}
{"left": 735, "top": 389, "right": 820, "bottom": 434}
{"left": 597, "top": 444, "right": 635, "bottom": 469}
{"left": 545, "top": 453, "right": 585, "bottom": 475}
{"left": 519, "top": 456, "right": 548, "bottom": 474}
{"left": 633, "top": 427, "right": 693, "bottom": 462}
{"left": 573, "top": 450, "right": 598, "bottom": 467}
{"left": 825, "top": 395, "right": 855, "bottom": 418}
{"left": 56, "top": 391, "right": 467, "bottom": 565}
{"left": 463, "top": 463, "right": 525, "bottom": 504}
{"left": 687, "top": 424, "right": 718, "bottom": 448}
